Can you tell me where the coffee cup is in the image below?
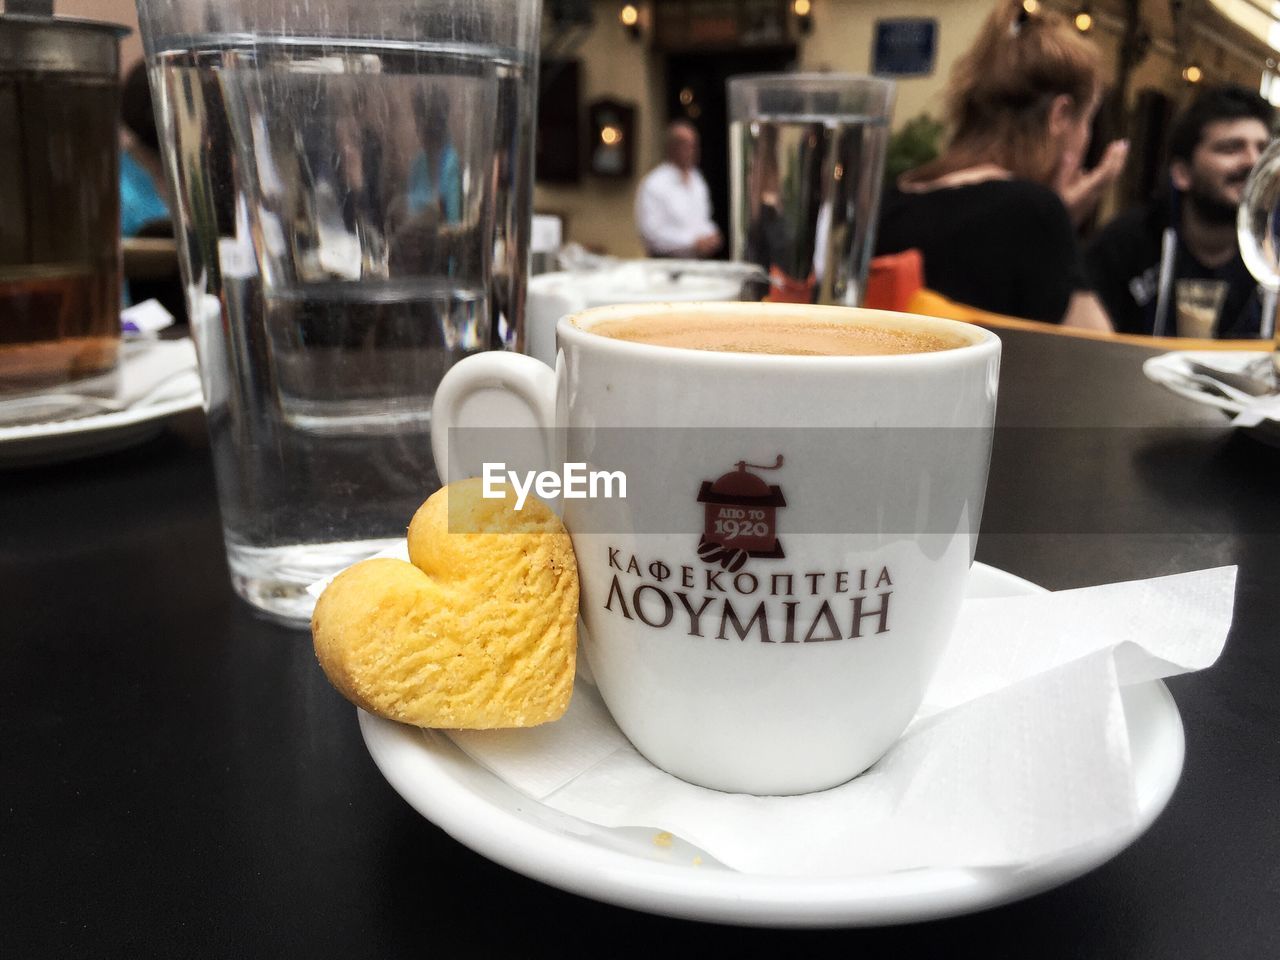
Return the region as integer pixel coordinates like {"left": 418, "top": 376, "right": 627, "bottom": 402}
{"left": 432, "top": 302, "right": 1000, "bottom": 795}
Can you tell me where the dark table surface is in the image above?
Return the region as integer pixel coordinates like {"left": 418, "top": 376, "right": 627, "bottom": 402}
{"left": 4, "top": 328, "right": 1278, "bottom": 958}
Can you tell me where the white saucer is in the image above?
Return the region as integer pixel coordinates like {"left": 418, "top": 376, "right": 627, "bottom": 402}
{"left": 0, "top": 341, "right": 203, "bottom": 468}
{"left": 358, "top": 563, "right": 1185, "bottom": 927}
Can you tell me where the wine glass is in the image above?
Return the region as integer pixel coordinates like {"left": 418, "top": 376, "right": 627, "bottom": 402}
{"left": 1237, "top": 138, "right": 1280, "bottom": 379}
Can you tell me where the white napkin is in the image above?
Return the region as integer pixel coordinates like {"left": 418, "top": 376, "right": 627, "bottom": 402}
{"left": 1145, "top": 351, "right": 1272, "bottom": 418}
{"left": 121, "top": 299, "right": 176, "bottom": 338}
{"left": 442, "top": 566, "right": 1235, "bottom": 877}
{"left": 109, "top": 339, "right": 201, "bottom": 407}
{"left": 1232, "top": 394, "right": 1280, "bottom": 428}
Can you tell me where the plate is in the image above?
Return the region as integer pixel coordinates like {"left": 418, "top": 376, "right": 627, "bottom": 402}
{"left": 358, "top": 563, "right": 1185, "bottom": 927}
{"left": 0, "top": 340, "right": 203, "bottom": 468}
{"left": 0, "top": 393, "right": 202, "bottom": 467}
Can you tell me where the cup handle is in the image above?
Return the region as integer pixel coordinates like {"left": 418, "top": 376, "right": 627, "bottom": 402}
{"left": 430, "top": 352, "right": 558, "bottom": 485}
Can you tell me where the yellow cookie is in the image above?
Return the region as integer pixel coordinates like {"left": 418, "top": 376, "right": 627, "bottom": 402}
{"left": 311, "top": 478, "right": 578, "bottom": 728}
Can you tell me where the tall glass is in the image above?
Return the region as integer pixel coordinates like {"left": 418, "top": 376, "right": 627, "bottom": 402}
{"left": 729, "top": 74, "right": 894, "bottom": 307}
{"left": 135, "top": 0, "right": 541, "bottom": 623}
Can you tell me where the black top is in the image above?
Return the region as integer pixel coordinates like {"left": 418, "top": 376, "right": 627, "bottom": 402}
{"left": 5, "top": 330, "right": 1280, "bottom": 957}
{"left": 1084, "top": 202, "right": 1264, "bottom": 338}
{"left": 875, "top": 179, "right": 1086, "bottom": 324}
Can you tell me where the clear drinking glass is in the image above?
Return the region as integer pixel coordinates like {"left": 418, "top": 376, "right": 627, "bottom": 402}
{"left": 1174, "top": 279, "right": 1228, "bottom": 339}
{"left": 728, "top": 74, "right": 895, "bottom": 307}
{"left": 0, "top": 8, "right": 126, "bottom": 396}
{"left": 135, "top": 0, "right": 541, "bottom": 623}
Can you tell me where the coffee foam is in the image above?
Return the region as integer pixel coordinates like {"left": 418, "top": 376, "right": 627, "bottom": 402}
{"left": 583, "top": 312, "right": 965, "bottom": 357}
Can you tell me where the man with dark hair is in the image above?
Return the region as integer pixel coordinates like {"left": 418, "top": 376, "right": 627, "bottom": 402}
{"left": 1085, "top": 85, "right": 1274, "bottom": 338}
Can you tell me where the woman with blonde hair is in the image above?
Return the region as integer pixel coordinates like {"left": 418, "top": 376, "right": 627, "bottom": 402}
{"left": 875, "top": 0, "right": 1126, "bottom": 329}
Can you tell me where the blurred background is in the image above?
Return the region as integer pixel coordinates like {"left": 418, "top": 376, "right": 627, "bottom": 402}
{"left": 57, "top": 0, "right": 1280, "bottom": 257}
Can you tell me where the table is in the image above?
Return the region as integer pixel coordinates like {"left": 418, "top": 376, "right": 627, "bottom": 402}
{"left": 4, "top": 329, "right": 1277, "bottom": 958}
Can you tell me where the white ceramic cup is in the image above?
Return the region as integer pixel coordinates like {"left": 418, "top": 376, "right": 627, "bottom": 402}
{"left": 432, "top": 302, "right": 1000, "bottom": 795}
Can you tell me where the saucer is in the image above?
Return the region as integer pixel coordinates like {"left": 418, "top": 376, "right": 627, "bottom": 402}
{"left": 0, "top": 340, "right": 203, "bottom": 468}
{"left": 358, "top": 563, "right": 1185, "bottom": 927}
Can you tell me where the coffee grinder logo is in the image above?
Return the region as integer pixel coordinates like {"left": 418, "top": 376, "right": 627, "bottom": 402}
{"left": 600, "top": 451, "right": 893, "bottom": 645}
{"left": 696, "top": 455, "right": 786, "bottom": 570}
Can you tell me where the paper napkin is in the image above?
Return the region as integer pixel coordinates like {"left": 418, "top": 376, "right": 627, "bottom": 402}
{"left": 121, "top": 299, "right": 176, "bottom": 338}
{"left": 443, "top": 566, "right": 1235, "bottom": 877}
{"left": 110, "top": 339, "right": 200, "bottom": 407}
{"left": 1232, "top": 394, "right": 1280, "bottom": 428}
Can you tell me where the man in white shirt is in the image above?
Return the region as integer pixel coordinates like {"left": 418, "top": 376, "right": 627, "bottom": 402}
{"left": 634, "top": 121, "right": 723, "bottom": 258}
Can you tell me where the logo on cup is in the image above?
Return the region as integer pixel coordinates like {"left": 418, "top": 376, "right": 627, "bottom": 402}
{"left": 696, "top": 455, "right": 786, "bottom": 570}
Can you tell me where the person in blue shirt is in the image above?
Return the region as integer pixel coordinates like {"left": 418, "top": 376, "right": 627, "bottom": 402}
{"left": 120, "top": 150, "right": 169, "bottom": 238}
{"left": 119, "top": 63, "right": 179, "bottom": 313}
{"left": 406, "top": 88, "right": 463, "bottom": 224}
{"left": 119, "top": 64, "right": 170, "bottom": 239}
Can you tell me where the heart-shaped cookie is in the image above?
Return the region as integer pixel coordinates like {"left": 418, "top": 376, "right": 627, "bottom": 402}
{"left": 311, "top": 478, "right": 578, "bottom": 728}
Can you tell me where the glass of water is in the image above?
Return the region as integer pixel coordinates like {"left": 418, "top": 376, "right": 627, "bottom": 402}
{"left": 135, "top": 0, "right": 541, "bottom": 623}
{"left": 729, "top": 74, "right": 895, "bottom": 307}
